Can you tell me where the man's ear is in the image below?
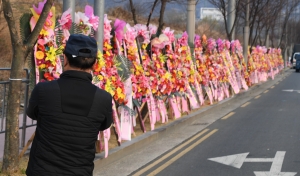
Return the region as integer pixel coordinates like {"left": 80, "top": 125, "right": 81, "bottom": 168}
{"left": 93, "top": 59, "right": 98, "bottom": 67}
{"left": 63, "top": 54, "right": 69, "bottom": 67}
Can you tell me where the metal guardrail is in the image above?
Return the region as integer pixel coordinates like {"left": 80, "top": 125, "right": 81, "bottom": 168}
{"left": 0, "top": 68, "right": 36, "bottom": 147}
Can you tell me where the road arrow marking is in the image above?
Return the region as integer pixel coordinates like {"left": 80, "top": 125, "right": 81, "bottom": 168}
{"left": 282, "top": 89, "right": 300, "bottom": 93}
{"left": 208, "top": 151, "right": 297, "bottom": 176}
{"left": 282, "top": 89, "right": 294, "bottom": 92}
{"left": 208, "top": 152, "right": 249, "bottom": 168}
{"left": 254, "top": 171, "right": 297, "bottom": 176}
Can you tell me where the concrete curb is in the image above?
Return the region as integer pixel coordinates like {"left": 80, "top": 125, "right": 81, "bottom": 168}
{"left": 93, "top": 68, "right": 290, "bottom": 171}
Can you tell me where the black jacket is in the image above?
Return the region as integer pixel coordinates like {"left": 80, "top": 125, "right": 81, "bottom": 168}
{"left": 26, "top": 70, "right": 113, "bottom": 176}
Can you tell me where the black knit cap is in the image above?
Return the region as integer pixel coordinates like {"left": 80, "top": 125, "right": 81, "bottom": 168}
{"left": 64, "top": 34, "right": 97, "bottom": 58}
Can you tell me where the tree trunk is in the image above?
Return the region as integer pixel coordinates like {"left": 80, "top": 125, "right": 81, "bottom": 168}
{"left": 1, "top": 0, "right": 25, "bottom": 173}
{"left": 1, "top": 0, "right": 54, "bottom": 173}
{"left": 129, "top": 0, "right": 138, "bottom": 25}
{"left": 157, "top": 0, "right": 167, "bottom": 36}
{"left": 2, "top": 45, "right": 24, "bottom": 174}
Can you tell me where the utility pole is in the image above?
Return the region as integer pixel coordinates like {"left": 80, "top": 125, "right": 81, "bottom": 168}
{"left": 227, "top": 0, "right": 236, "bottom": 40}
{"left": 243, "top": 0, "right": 249, "bottom": 68}
{"left": 94, "top": 0, "right": 105, "bottom": 52}
{"left": 187, "top": 0, "right": 196, "bottom": 48}
{"left": 63, "top": 0, "right": 75, "bottom": 23}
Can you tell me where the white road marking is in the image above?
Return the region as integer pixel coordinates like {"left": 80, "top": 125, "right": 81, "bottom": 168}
{"left": 208, "top": 151, "right": 297, "bottom": 176}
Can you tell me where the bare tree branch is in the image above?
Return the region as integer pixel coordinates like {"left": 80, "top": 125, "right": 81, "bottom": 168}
{"left": 147, "top": 0, "right": 159, "bottom": 27}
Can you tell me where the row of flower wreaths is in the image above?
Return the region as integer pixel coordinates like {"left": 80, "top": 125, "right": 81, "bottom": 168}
{"left": 29, "top": 1, "right": 283, "bottom": 157}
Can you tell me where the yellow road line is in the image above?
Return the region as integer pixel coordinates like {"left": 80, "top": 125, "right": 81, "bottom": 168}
{"left": 132, "top": 129, "right": 210, "bottom": 176}
{"left": 255, "top": 95, "right": 261, "bottom": 99}
{"left": 147, "top": 129, "right": 218, "bottom": 176}
{"left": 271, "top": 86, "right": 275, "bottom": 89}
{"left": 241, "top": 102, "right": 251, "bottom": 107}
{"left": 264, "top": 90, "right": 269, "bottom": 93}
{"left": 222, "top": 112, "right": 235, "bottom": 120}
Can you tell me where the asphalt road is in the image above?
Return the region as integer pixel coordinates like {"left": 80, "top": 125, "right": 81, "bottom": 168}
{"left": 95, "top": 69, "right": 299, "bottom": 176}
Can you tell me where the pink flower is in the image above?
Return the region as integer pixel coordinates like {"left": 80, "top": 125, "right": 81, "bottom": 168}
{"left": 177, "top": 31, "right": 188, "bottom": 46}
{"left": 262, "top": 46, "right": 267, "bottom": 54}
{"left": 114, "top": 19, "right": 126, "bottom": 43}
{"left": 230, "top": 41, "right": 236, "bottom": 53}
{"left": 104, "top": 14, "right": 112, "bottom": 40}
{"left": 85, "top": 5, "right": 99, "bottom": 31}
{"left": 225, "top": 40, "right": 231, "bottom": 50}
{"left": 235, "top": 40, "right": 243, "bottom": 52}
{"left": 33, "top": 0, "right": 47, "bottom": 15}
{"left": 151, "top": 34, "right": 169, "bottom": 49}
{"left": 43, "top": 11, "right": 54, "bottom": 31}
{"left": 148, "top": 24, "right": 157, "bottom": 35}
{"left": 217, "top": 38, "right": 224, "bottom": 52}
{"left": 207, "top": 38, "right": 216, "bottom": 52}
{"left": 163, "top": 27, "right": 175, "bottom": 44}
{"left": 52, "top": 72, "right": 60, "bottom": 79}
{"left": 124, "top": 24, "right": 137, "bottom": 45}
{"left": 62, "top": 29, "right": 70, "bottom": 42}
{"left": 194, "top": 35, "right": 201, "bottom": 48}
{"left": 134, "top": 24, "right": 150, "bottom": 44}
{"left": 58, "top": 8, "right": 72, "bottom": 30}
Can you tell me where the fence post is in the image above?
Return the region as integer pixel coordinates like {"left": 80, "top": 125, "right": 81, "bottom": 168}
{"left": 1, "top": 84, "right": 6, "bottom": 131}
{"left": 21, "top": 69, "right": 30, "bottom": 147}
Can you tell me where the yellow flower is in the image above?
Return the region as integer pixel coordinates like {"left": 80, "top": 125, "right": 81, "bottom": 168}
{"left": 36, "top": 51, "right": 45, "bottom": 60}
{"left": 142, "top": 44, "right": 147, "bottom": 50}
{"left": 46, "top": 47, "right": 57, "bottom": 66}
{"left": 163, "top": 72, "right": 171, "bottom": 80}
{"left": 181, "top": 46, "right": 187, "bottom": 51}
{"left": 117, "top": 87, "right": 123, "bottom": 95}
{"left": 118, "top": 93, "right": 125, "bottom": 99}
{"left": 97, "top": 75, "right": 103, "bottom": 81}
{"left": 105, "top": 80, "right": 114, "bottom": 95}
{"left": 97, "top": 51, "right": 104, "bottom": 59}
{"left": 136, "top": 65, "right": 143, "bottom": 72}
{"left": 111, "top": 76, "right": 116, "bottom": 82}
{"left": 104, "top": 42, "right": 113, "bottom": 50}
{"left": 156, "top": 63, "right": 160, "bottom": 69}
{"left": 40, "top": 29, "right": 49, "bottom": 36}
{"left": 38, "top": 64, "right": 46, "bottom": 69}
{"left": 98, "top": 58, "right": 105, "bottom": 68}
{"left": 178, "top": 71, "right": 183, "bottom": 77}
{"left": 190, "top": 69, "right": 195, "bottom": 75}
